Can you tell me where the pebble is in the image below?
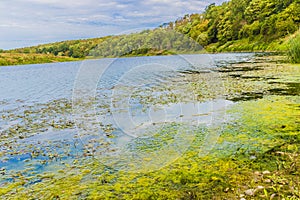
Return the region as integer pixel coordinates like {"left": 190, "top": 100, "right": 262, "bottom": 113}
{"left": 254, "top": 171, "right": 261, "bottom": 175}
{"left": 257, "top": 185, "right": 264, "bottom": 190}
{"left": 245, "top": 189, "right": 255, "bottom": 196}
{"left": 262, "top": 170, "right": 271, "bottom": 175}
{"left": 270, "top": 193, "right": 276, "bottom": 199}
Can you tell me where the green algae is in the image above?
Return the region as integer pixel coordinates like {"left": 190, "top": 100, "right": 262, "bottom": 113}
{"left": 0, "top": 55, "right": 299, "bottom": 199}
{"left": 2, "top": 93, "right": 298, "bottom": 199}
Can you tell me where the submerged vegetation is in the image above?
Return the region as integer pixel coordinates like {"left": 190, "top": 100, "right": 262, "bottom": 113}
{"left": 0, "top": 55, "right": 299, "bottom": 199}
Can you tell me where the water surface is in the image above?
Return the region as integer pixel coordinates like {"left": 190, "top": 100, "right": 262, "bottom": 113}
{"left": 0, "top": 53, "right": 255, "bottom": 180}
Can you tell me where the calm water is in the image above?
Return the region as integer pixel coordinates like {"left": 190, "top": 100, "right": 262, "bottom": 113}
{"left": 0, "top": 53, "right": 253, "bottom": 104}
{"left": 0, "top": 53, "right": 255, "bottom": 180}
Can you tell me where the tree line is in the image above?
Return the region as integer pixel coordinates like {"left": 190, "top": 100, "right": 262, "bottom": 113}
{"left": 5, "top": 0, "right": 300, "bottom": 57}
{"left": 172, "top": 0, "right": 300, "bottom": 50}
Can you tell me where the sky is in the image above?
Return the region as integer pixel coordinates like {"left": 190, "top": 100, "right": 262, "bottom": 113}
{"left": 0, "top": 0, "right": 226, "bottom": 50}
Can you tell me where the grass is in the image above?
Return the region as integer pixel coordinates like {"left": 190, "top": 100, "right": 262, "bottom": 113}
{"left": 205, "top": 36, "right": 291, "bottom": 53}
{"left": 0, "top": 53, "right": 79, "bottom": 66}
{"left": 288, "top": 33, "right": 300, "bottom": 63}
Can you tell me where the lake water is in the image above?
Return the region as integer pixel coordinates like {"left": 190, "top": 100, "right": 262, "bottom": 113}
{"left": 0, "top": 53, "right": 256, "bottom": 181}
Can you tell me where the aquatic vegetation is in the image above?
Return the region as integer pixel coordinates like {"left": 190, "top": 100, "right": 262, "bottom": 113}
{"left": 0, "top": 99, "right": 75, "bottom": 143}
{"left": 0, "top": 55, "right": 299, "bottom": 199}
{"left": 3, "top": 94, "right": 298, "bottom": 198}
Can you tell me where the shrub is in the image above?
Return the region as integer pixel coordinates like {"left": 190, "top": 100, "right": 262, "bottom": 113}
{"left": 288, "top": 34, "right": 300, "bottom": 63}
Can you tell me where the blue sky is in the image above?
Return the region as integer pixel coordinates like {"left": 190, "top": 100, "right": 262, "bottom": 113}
{"left": 0, "top": 0, "right": 225, "bottom": 50}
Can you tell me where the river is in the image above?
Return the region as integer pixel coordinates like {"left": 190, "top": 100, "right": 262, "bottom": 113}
{"left": 0, "top": 53, "right": 299, "bottom": 198}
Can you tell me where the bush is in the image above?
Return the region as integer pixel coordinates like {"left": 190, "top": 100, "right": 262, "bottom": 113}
{"left": 288, "top": 34, "right": 300, "bottom": 63}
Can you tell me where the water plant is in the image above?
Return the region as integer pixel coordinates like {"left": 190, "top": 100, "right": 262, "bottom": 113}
{"left": 0, "top": 55, "right": 299, "bottom": 199}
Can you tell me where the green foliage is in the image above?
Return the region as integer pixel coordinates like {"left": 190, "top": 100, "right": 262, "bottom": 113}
{"left": 6, "top": 28, "right": 202, "bottom": 62}
{"left": 90, "top": 28, "right": 203, "bottom": 57}
{"left": 288, "top": 33, "right": 300, "bottom": 63}
{"left": 0, "top": 53, "right": 78, "bottom": 66}
{"left": 171, "top": 0, "right": 300, "bottom": 52}
{"left": 239, "top": 21, "right": 261, "bottom": 39}
{"left": 8, "top": 37, "right": 109, "bottom": 58}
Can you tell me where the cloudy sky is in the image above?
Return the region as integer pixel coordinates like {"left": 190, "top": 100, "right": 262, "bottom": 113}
{"left": 0, "top": 0, "right": 225, "bottom": 50}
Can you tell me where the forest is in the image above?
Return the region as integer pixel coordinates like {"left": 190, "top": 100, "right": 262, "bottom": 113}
{"left": 173, "top": 0, "right": 300, "bottom": 52}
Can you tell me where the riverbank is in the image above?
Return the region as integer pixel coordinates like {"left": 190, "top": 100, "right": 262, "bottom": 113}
{"left": 0, "top": 50, "right": 286, "bottom": 67}
{"left": 0, "top": 53, "right": 80, "bottom": 66}
{"left": 2, "top": 30, "right": 298, "bottom": 67}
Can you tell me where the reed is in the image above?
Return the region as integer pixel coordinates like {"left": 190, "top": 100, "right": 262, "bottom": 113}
{"left": 288, "top": 33, "right": 300, "bottom": 63}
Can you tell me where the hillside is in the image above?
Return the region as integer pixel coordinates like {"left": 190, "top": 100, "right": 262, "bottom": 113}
{"left": 0, "top": 37, "right": 110, "bottom": 66}
{"left": 172, "top": 0, "right": 300, "bottom": 51}
{"left": 6, "top": 37, "right": 110, "bottom": 58}
{"left": 1, "top": 0, "right": 300, "bottom": 66}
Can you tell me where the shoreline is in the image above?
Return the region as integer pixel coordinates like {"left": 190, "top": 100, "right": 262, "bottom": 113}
{"left": 0, "top": 51, "right": 286, "bottom": 67}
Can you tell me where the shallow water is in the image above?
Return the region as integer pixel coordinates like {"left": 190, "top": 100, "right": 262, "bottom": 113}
{"left": 3, "top": 52, "right": 299, "bottom": 190}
